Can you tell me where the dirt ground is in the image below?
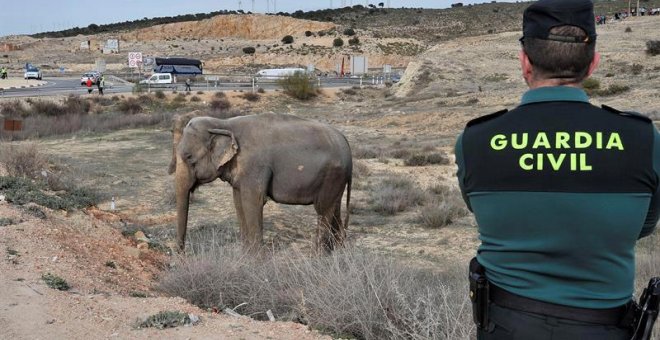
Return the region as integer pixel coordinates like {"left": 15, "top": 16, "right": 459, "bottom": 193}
{"left": 2, "top": 15, "right": 660, "bottom": 340}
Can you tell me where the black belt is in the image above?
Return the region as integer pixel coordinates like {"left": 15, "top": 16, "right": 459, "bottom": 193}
{"left": 489, "top": 283, "right": 631, "bottom": 326}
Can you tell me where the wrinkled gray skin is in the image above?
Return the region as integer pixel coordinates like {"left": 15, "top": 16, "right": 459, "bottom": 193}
{"left": 173, "top": 113, "right": 352, "bottom": 253}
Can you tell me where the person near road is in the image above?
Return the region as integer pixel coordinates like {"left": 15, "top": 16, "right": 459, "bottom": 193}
{"left": 86, "top": 77, "right": 93, "bottom": 94}
{"left": 0, "top": 67, "right": 7, "bottom": 79}
{"left": 185, "top": 78, "right": 192, "bottom": 92}
{"left": 97, "top": 74, "right": 105, "bottom": 95}
{"left": 455, "top": 0, "right": 659, "bottom": 339}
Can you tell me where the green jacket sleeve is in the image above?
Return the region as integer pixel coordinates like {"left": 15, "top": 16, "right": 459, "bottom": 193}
{"left": 455, "top": 132, "right": 472, "bottom": 212}
{"left": 640, "top": 126, "right": 660, "bottom": 238}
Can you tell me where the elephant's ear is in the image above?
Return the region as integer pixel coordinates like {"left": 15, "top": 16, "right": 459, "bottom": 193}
{"left": 208, "top": 129, "right": 238, "bottom": 169}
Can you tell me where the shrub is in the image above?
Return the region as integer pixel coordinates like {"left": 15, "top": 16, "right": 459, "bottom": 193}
{"left": 173, "top": 93, "right": 187, "bottom": 102}
{"left": 370, "top": 177, "right": 426, "bottom": 214}
{"left": 348, "top": 37, "right": 360, "bottom": 46}
{"left": 117, "top": 98, "right": 143, "bottom": 114}
{"left": 196, "top": 91, "right": 204, "bottom": 95}
{"left": 646, "top": 40, "right": 660, "bottom": 56}
{"left": 596, "top": 84, "right": 630, "bottom": 96}
{"left": 305, "top": 30, "right": 313, "bottom": 37}
{"left": 160, "top": 246, "right": 473, "bottom": 339}
{"left": 213, "top": 91, "right": 226, "bottom": 98}
{"left": 42, "top": 273, "right": 70, "bottom": 291}
{"left": 404, "top": 152, "right": 450, "bottom": 166}
{"left": 242, "top": 46, "right": 256, "bottom": 54}
{"left": 0, "top": 143, "right": 48, "bottom": 178}
{"left": 333, "top": 38, "right": 344, "bottom": 47}
{"left": 0, "top": 218, "right": 14, "bottom": 226}
{"left": 625, "top": 27, "right": 632, "bottom": 33}
{"left": 0, "top": 100, "right": 30, "bottom": 117}
{"left": 132, "top": 83, "right": 145, "bottom": 94}
{"left": 30, "top": 100, "right": 66, "bottom": 116}
{"left": 210, "top": 99, "right": 231, "bottom": 111}
{"left": 318, "top": 30, "right": 327, "bottom": 37}
{"left": 154, "top": 90, "right": 166, "bottom": 99}
{"left": 240, "top": 92, "right": 260, "bottom": 102}
{"left": 278, "top": 73, "right": 318, "bottom": 100}
{"left": 281, "top": 35, "right": 294, "bottom": 44}
{"left": 138, "top": 311, "right": 192, "bottom": 329}
{"left": 631, "top": 63, "right": 643, "bottom": 75}
{"left": 257, "top": 87, "right": 265, "bottom": 94}
{"left": 343, "top": 28, "right": 356, "bottom": 36}
{"left": 190, "top": 96, "right": 201, "bottom": 102}
{"left": 353, "top": 146, "right": 382, "bottom": 159}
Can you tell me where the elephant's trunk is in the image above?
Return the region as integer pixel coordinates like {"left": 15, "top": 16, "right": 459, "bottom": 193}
{"left": 175, "top": 154, "right": 193, "bottom": 251}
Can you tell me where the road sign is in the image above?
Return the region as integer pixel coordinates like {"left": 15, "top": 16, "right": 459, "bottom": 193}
{"left": 128, "top": 52, "right": 143, "bottom": 68}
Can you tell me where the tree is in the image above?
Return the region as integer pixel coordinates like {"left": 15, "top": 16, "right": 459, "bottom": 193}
{"left": 378, "top": 2, "right": 385, "bottom": 8}
{"left": 343, "top": 28, "right": 356, "bottom": 36}
{"left": 348, "top": 37, "right": 360, "bottom": 46}
{"left": 305, "top": 30, "right": 313, "bottom": 37}
{"left": 333, "top": 38, "right": 344, "bottom": 47}
{"left": 242, "top": 47, "right": 256, "bottom": 54}
{"left": 282, "top": 35, "right": 294, "bottom": 44}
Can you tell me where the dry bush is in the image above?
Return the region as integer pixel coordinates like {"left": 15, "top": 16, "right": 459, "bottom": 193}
{"left": 352, "top": 160, "right": 371, "bottom": 179}
{"left": 420, "top": 184, "right": 469, "bottom": 229}
{"left": 353, "top": 146, "right": 383, "bottom": 159}
{"left": 29, "top": 100, "right": 67, "bottom": 116}
{"left": 257, "top": 87, "right": 266, "bottom": 94}
{"left": 117, "top": 97, "right": 144, "bottom": 114}
{"left": 0, "top": 143, "right": 48, "bottom": 178}
{"left": 213, "top": 91, "right": 226, "bottom": 98}
{"left": 405, "top": 152, "right": 450, "bottom": 166}
{"left": 160, "top": 244, "right": 473, "bottom": 339}
{"left": 240, "top": 92, "right": 260, "bottom": 102}
{"left": 210, "top": 98, "right": 232, "bottom": 112}
{"left": 190, "top": 96, "right": 202, "bottom": 102}
{"left": 646, "top": 40, "right": 660, "bottom": 56}
{"left": 173, "top": 94, "right": 187, "bottom": 103}
{"left": 0, "top": 100, "right": 30, "bottom": 117}
{"left": 370, "top": 177, "right": 426, "bottom": 215}
{"left": 389, "top": 148, "right": 412, "bottom": 159}
{"left": 154, "top": 90, "right": 166, "bottom": 99}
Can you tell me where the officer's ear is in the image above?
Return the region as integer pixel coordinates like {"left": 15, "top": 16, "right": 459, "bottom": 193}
{"left": 519, "top": 50, "right": 533, "bottom": 85}
{"left": 585, "top": 52, "right": 601, "bottom": 79}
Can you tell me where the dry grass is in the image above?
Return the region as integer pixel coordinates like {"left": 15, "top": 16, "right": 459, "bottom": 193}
{"left": 370, "top": 177, "right": 426, "bottom": 215}
{"left": 0, "top": 143, "right": 48, "bottom": 178}
{"left": 419, "top": 184, "right": 469, "bottom": 229}
{"left": 161, "top": 237, "right": 474, "bottom": 339}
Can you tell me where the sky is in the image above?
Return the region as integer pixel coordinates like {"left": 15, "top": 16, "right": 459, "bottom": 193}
{"left": 0, "top": 0, "right": 518, "bottom": 37}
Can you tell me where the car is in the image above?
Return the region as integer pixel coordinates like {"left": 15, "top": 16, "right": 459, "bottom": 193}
{"left": 24, "top": 67, "right": 42, "bottom": 80}
{"left": 139, "top": 73, "right": 175, "bottom": 85}
{"left": 80, "top": 72, "right": 100, "bottom": 85}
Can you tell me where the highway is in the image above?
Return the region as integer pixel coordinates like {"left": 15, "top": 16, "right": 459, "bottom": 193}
{"left": 0, "top": 75, "right": 372, "bottom": 98}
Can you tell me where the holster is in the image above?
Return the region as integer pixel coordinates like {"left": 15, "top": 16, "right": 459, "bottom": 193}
{"left": 629, "top": 277, "right": 660, "bottom": 340}
{"left": 469, "top": 257, "right": 489, "bottom": 330}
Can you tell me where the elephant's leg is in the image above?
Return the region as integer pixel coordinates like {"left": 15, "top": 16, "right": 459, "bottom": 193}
{"left": 232, "top": 188, "right": 247, "bottom": 241}
{"left": 238, "top": 186, "right": 265, "bottom": 252}
{"left": 314, "top": 198, "right": 344, "bottom": 254}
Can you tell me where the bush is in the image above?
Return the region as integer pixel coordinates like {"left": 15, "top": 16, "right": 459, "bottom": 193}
{"left": 278, "top": 73, "right": 318, "bottom": 100}
{"left": 190, "top": 96, "right": 201, "bottom": 102}
{"left": 596, "top": 84, "right": 630, "bottom": 96}
{"left": 160, "top": 246, "right": 473, "bottom": 339}
{"left": 625, "top": 27, "right": 632, "bottom": 33}
{"left": 214, "top": 91, "right": 226, "bottom": 98}
{"left": 117, "top": 98, "right": 143, "bottom": 114}
{"left": 240, "top": 92, "right": 260, "bottom": 102}
{"left": 353, "top": 146, "right": 382, "bottom": 159}
{"left": 132, "top": 83, "right": 145, "bottom": 94}
{"left": 138, "top": 311, "right": 192, "bottom": 329}
{"left": 29, "top": 100, "right": 67, "bottom": 116}
{"left": 343, "top": 28, "right": 356, "bottom": 36}
{"left": 305, "top": 30, "right": 313, "bottom": 37}
{"left": 404, "top": 152, "right": 450, "bottom": 166}
{"left": 348, "top": 37, "right": 360, "bottom": 46}
{"left": 0, "top": 176, "right": 101, "bottom": 211}
{"left": 154, "top": 90, "right": 166, "bottom": 99}
{"left": 281, "top": 35, "right": 294, "bottom": 44}
{"left": 210, "top": 99, "right": 231, "bottom": 111}
{"left": 242, "top": 46, "right": 256, "bottom": 54}
{"left": 370, "top": 177, "right": 426, "bottom": 215}
{"left": 0, "top": 100, "right": 30, "bottom": 117}
{"left": 631, "top": 63, "right": 643, "bottom": 75}
{"left": 0, "top": 143, "right": 48, "bottom": 178}
{"left": 42, "top": 273, "right": 70, "bottom": 291}
{"left": 646, "top": 40, "right": 660, "bottom": 56}
{"left": 0, "top": 218, "right": 14, "bottom": 226}
{"left": 318, "top": 30, "right": 327, "bottom": 37}
{"left": 333, "top": 38, "right": 344, "bottom": 47}
{"left": 257, "top": 87, "right": 265, "bottom": 94}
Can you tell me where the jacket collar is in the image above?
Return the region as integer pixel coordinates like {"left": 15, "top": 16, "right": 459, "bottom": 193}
{"left": 520, "top": 86, "right": 590, "bottom": 105}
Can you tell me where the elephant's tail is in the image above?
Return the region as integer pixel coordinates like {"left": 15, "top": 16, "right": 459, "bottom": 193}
{"left": 344, "top": 173, "right": 351, "bottom": 230}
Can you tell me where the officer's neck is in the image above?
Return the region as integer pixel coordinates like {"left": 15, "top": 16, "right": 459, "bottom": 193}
{"left": 526, "top": 77, "right": 583, "bottom": 90}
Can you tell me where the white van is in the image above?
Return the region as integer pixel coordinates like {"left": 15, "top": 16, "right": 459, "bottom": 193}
{"left": 256, "top": 68, "right": 306, "bottom": 80}
{"left": 140, "top": 73, "right": 176, "bottom": 85}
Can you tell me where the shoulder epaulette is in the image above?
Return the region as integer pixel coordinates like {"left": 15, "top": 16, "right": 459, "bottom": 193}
{"left": 466, "top": 109, "right": 509, "bottom": 127}
{"left": 601, "top": 104, "right": 651, "bottom": 123}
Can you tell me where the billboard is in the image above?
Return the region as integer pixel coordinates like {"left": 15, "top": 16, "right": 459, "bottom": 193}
{"left": 351, "top": 55, "right": 368, "bottom": 75}
{"left": 103, "top": 39, "right": 119, "bottom": 54}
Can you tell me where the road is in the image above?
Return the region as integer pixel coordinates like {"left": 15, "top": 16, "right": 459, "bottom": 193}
{"left": 0, "top": 76, "right": 371, "bottom": 98}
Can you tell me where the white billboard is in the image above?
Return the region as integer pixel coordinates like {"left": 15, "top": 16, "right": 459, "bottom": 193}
{"left": 104, "top": 39, "right": 119, "bottom": 54}
{"left": 351, "top": 55, "right": 368, "bottom": 75}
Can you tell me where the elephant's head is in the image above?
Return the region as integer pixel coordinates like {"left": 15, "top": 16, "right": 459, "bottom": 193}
{"left": 168, "top": 111, "right": 201, "bottom": 175}
{"left": 174, "top": 117, "right": 239, "bottom": 250}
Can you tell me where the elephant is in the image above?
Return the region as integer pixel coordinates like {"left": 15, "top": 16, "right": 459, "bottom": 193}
{"left": 171, "top": 113, "right": 353, "bottom": 253}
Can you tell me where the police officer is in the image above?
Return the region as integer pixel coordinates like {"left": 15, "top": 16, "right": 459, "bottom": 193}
{"left": 455, "top": 0, "right": 659, "bottom": 339}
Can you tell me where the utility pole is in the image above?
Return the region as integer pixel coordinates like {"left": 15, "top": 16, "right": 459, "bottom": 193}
{"left": 238, "top": 0, "right": 242, "bottom": 10}
{"left": 637, "top": 0, "right": 640, "bottom": 16}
